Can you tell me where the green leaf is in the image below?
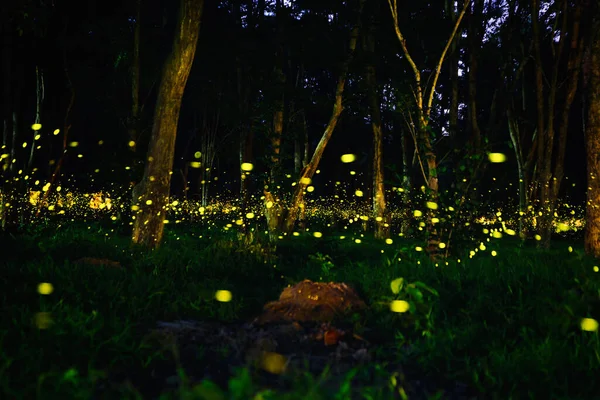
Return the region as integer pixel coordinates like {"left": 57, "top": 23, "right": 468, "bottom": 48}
{"left": 390, "top": 278, "right": 404, "bottom": 294}
{"left": 413, "top": 281, "right": 439, "bottom": 296}
{"left": 193, "top": 380, "right": 227, "bottom": 400}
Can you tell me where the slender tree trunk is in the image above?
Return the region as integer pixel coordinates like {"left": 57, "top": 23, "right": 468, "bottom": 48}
{"left": 388, "top": 0, "right": 470, "bottom": 259}
{"left": 128, "top": 0, "right": 142, "bottom": 154}
{"left": 467, "top": 0, "right": 483, "bottom": 152}
{"left": 585, "top": 17, "right": 600, "bottom": 257}
{"left": 276, "top": 0, "right": 365, "bottom": 234}
{"left": 27, "top": 66, "right": 44, "bottom": 171}
{"left": 507, "top": 104, "right": 528, "bottom": 239}
{"left": 532, "top": 0, "right": 582, "bottom": 248}
{"left": 447, "top": 0, "right": 460, "bottom": 138}
{"left": 270, "top": 0, "right": 285, "bottom": 183}
{"left": 132, "top": 0, "right": 204, "bottom": 249}
{"left": 364, "top": 5, "right": 388, "bottom": 239}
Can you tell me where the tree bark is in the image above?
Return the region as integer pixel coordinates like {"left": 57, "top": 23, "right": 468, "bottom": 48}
{"left": 388, "top": 0, "right": 469, "bottom": 258}
{"left": 585, "top": 17, "right": 600, "bottom": 258}
{"left": 364, "top": 3, "right": 388, "bottom": 239}
{"left": 532, "top": 0, "right": 583, "bottom": 248}
{"left": 128, "top": 0, "right": 142, "bottom": 154}
{"left": 447, "top": 0, "right": 460, "bottom": 138}
{"left": 270, "top": 0, "right": 285, "bottom": 183}
{"left": 275, "top": 0, "right": 365, "bottom": 234}
{"left": 132, "top": 0, "right": 204, "bottom": 249}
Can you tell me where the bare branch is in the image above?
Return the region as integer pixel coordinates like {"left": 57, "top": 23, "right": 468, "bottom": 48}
{"left": 425, "top": 0, "right": 471, "bottom": 117}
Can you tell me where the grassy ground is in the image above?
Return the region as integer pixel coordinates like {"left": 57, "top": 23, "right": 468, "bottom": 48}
{"left": 2, "top": 219, "right": 600, "bottom": 399}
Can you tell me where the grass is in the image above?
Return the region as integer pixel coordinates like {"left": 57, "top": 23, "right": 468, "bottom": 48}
{"left": 2, "top": 216, "right": 600, "bottom": 399}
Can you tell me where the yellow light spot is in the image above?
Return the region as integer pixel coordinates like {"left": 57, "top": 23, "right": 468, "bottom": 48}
{"left": 131, "top": 205, "right": 140, "bottom": 211}
{"left": 266, "top": 201, "right": 273, "bottom": 209}
{"left": 535, "top": 235, "right": 541, "bottom": 241}
{"left": 215, "top": 290, "right": 232, "bottom": 302}
{"left": 350, "top": 171, "right": 356, "bottom": 175}
{"left": 172, "top": 200, "right": 179, "bottom": 206}
{"left": 385, "top": 238, "right": 393, "bottom": 245}
{"left": 235, "top": 219, "right": 243, "bottom": 225}
{"left": 479, "top": 243, "right": 486, "bottom": 251}
{"left": 415, "top": 246, "right": 423, "bottom": 252}
{"left": 355, "top": 239, "right": 361, "bottom": 244}
{"left": 53, "top": 129, "right": 60, "bottom": 135}
{"left": 426, "top": 201, "right": 438, "bottom": 210}
{"left": 241, "top": 162, "right": 254, "bottom": 171}
{"left": 568, "top": 246, "right": 573, "bottom": 253}
{"left": 189, "top": 161, "right": 201, "bottom": 168}
{"left": 488, "top": 153, "right": 506, "bottom": 163}
{"left": 301, "top": 177, "right": 311, "bottom": 185}
{"left": 492, "top": 231, "right": 503, "bottom": 238}
{"left": 194, "top": 151, "right": 201, "bottom": 158}
{"left": 341, "top": 154, "right": 356, "bottom": 163}
{"left": 22, "top": 142, "right": 27, "bottom": 148}
{"left": 307, "top": 186, "right": 314, "bottom": 192}
{"left": 313, "top": 232, "right": 323, "bottom": 238}
{"left": 413, "top": 210, "right": 422, "bottom": 217}
{"left": 68, "top": 141, "right": 79, "bottom": 147}
{"left": 38, "top": 282, "right": 54, "bottom": 295}
{"left": 32, "top": 123, "right": 42, "bottom": 130}
{"left": 34, "top": 134, "right": 41, "bottom": 140}
{"left": 438, "top": 242, "right": 446, "bottom": 249}
{"left": 293, "top": 232, "right": 300, "bottom": 236}
{"left": 355, "top": 190, "right": 363, "bottom": 197}
{"left": 581, "top": 318, "right": 599, "bottom": 332}
{"left": 127, "top": 140, "right": 136, "bottom": 148}
{"left": 260, "top": 352, "right": 287, "bottom": 374}
{"left": 491, "top": 250, "right": 497, "bottom": 256}
{"left": 557, "top": 222, "right": 569, "bottom": 232}
{"left": 246, "top": 212, "right": 255, "bottom": 219}
{"left": 145, "top": 200, "right": 153, "bottom": 205}
{"left": 594, "top": 266, "right": 599, "bottom": 272}
{"left": 390, "top": 300, "right": 410, "bottom": 313}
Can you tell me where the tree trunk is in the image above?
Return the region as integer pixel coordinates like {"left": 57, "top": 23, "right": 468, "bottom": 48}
{"left": 273, "top": 0, "right": 364, "bottom": 235}
{"left": 532, "top": 0, "right": 582, "bottom": 248}
{"left": 128, "top": 0, "right": 142, "bottom": 154}
{"left": 132, "top": 0, "right": 204, "bottom": 249}
{"left": 447, "top": 0, "right": 460, "bottom": 138}
{"left": 364, "top": 4, "right": 388, "bottom": 239}
{"left": 270, "top": 0, "right": 285, "bottom": 183}
{"left": 585, "top": 18, "right": 600, "bottom": 258}
{"left": 388, "top": 0, "right": 470, "bottom": 259}
{"left": 467, "top": 0, "right": 483, "bottom": 152}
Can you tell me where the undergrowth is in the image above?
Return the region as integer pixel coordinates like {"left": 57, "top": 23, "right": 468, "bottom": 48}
{"left": 1, "top": 222, "right": 600, "bottom": 399}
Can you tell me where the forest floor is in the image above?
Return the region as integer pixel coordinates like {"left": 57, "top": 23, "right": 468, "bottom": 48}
{"left": 2, "top": 219, "right": 600, "bottom": 399}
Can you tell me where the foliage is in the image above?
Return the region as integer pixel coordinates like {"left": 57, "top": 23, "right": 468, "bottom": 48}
{"left": 2, "top": 220, "right": 600, "bottom": 398}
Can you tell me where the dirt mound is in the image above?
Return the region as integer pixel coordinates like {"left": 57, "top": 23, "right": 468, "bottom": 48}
{"left": 255, "top": 279, "right": 367, "bottom": 324}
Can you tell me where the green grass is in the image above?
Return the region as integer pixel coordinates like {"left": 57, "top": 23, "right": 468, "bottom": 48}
{"left": 2, "top": 220, "right": 600, "bottom": 399}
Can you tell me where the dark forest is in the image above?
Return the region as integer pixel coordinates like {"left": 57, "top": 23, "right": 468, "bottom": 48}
{"left": 2, "top": 0, "right": 600, "bottom": 398}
